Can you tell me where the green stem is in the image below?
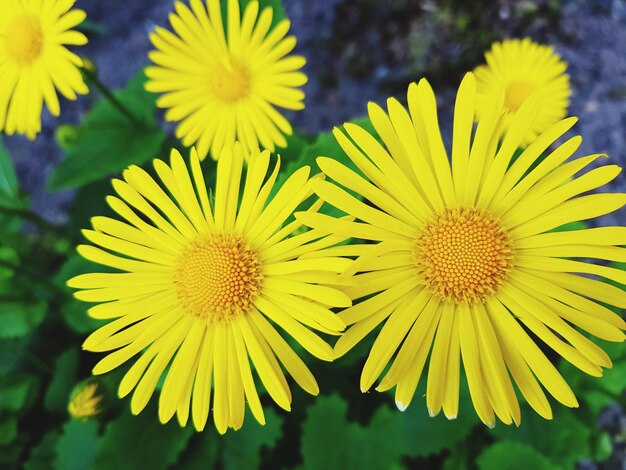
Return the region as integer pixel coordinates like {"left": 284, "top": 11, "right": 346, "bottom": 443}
{"left": 0, "top": 205, "right": 65, "bottom": 237}
{"left": 83, "top": 68, "right": 145, "bottom": 128}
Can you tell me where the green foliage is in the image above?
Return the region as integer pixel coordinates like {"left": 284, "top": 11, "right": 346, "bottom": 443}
{"left": 0, "top": 374, "right": 38, "bottom": 414}
{"left": 44, "top": 349, "right": 79, "bottom": 413}
{"left": 489, "top": 405, "right": 592, "bottom": 468}
{"left": 476, "top": 441, "right": 560, "bottom": 470}
{"left": 0, "top": 301, "right": 47, "bottom": 339}
{"left": 0, "top": 138, "right": 19, "bottom": 207}
{"left": 301, "top": 394, "right": 477, "bottom": 469}
{"left": 94, "top": 407, "right": 194, "bottom": 469}
{"left": 24, "top": 431, "right": 60, "bottom": 470}
{"left": 54, "top": 420, "right": 101, "bottom": 470}
{"left": 49, "top": 71, "right": 165, "bottom": 190}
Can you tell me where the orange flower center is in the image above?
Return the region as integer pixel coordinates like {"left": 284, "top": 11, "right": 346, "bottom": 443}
{"left": 6, "top": 15, "right": 44, "bottom": 65}
{"left": 210, "top": 60, "right": 251, "bottom": 103}
{"left": 174, "top": 234, "right": 263, "bottom": 323}
{"left": 414, "top": 208, "right": 513, "bottom": 304}
{"left": 505, "top": 80, "right": 535, "bottom": 112}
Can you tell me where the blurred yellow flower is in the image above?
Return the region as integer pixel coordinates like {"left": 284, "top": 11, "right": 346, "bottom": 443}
{"left": 146, "top": 0, "right": 307, "bottom": 161}
{"left": 68, "top": 145, "right": 348, "bottom": 434}
{"left": 300, "top": 73, "right": 626, "bottom": 427}
{"left": 474, "top": 38, "right": 571, "bottom": 144}
{"left": 1, "top": 0, "right": 89, "bottom": 139}
{"left": 68, "top": 380, "right": 106, "bottom": 420}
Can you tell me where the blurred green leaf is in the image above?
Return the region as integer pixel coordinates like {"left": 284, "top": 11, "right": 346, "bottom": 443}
{"left": 221, "top": 408, "right": 283, "bottom": 470}
{"left": 55, "top": 420, "right": 100, "bottom": 470}
{"left": 24, "top": 431, "right": 60, "bottom": 470}
{"left": 0, "top": 301, "right": 47, "bottom": 339}
{"left": 0, "top": 373, "right": 38, "bottom": 414}
{"left": 44, "top": 348, "right": 80, "bottom": 413}
{"left": 476, "top": 441, "right": 559, "bottom": 470}
{"left": 301, "top": 393, "right": 476, "bottom": 469}
{"left": 94, "top": 407, "right": 193, "bottom": 469}
{"left": 0, "top": 416, "right": 18, "bottom": 446}
{"left": 49, "top": 71, "right": 165, "bottom": 190}
{"left": 488, "top": 405, "right": 591, "bottom": 468}
{"left": 560, "top": 340, "right": 626, "bottom": 416}
{"left": 0, "top": 246, "right": 19, "bottom": 281}
{"left": 0, "top": 138, "right": 18, "bottom": 206}
{"left": 593, "top": 432, "right": 613, "bottom": 461}
{"left": 55, "top": 254, "right": 109, "bottom": 334}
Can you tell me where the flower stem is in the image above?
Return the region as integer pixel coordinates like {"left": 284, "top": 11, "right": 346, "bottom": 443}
{"left": 83, "top": 68, "right": 145, "bottom": 128}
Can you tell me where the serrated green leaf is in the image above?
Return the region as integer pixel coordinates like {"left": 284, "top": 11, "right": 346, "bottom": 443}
{"left": 0, "top": 138, "right": 18, "bottom": 205}
{"left": 44, "top": 348, "right": 80, "bottom": 413}
{"left": 489, "top": 405, "right": 591, "bottom": 468}
{"left": 476, "top": 441, "right": 559, "bottom": 470}
{"left": 55, "top": 420, "right": 100, "bottom": 470}
{"left": 94, "top": 407, "right": 193, "bottom": 470}
{"left": 0, "top": 373, "right": 37, "bottom": 414}
{"left": 221, "top": 408, "right": 283, "bottom": 470}
{"left": 0, "top": 416, "right": 18, "bottom": 446}
{"left": 49, "top": 71, "right": 165, "bottom": 190}
{"left": 24, "top": 431, "right": 60, "bottom": 470}
{"left": 301, "top": 393, "right": 476, "bottom": 469}
{"left": 0, "top": 301, "right": 47, "bottom": 339}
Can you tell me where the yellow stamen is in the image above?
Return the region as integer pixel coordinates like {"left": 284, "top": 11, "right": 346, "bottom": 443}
{"left": 174, "top": 233, "right": 263, "bottom": 323}
{"left": 210, "top": 60, "right": 251, "bottom": 103}
{"left": 414, "top": 208, "right": 513, "bottom": 304}
{"left": 505, "top": 80, "right": 535, "bottom": 112}
{"left": 6, "top": 15, "right": 44, "bottom": 65}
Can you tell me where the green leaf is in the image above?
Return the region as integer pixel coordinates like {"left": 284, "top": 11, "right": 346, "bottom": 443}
{"left": 0, "top": 373, "right": 38, "bottom": 414}
{"left": 94, "top": 406, "right": 193, "bottom": 470}
{"left": 49, "top": 70, "right": 165, "bottom": 190}
{"left": 301, "top": 393, "right": 476, "bottom": 469}
{"left": 0, "top": 301, "right": 47, "bottom": 339}
{"left": 0, "top": 138, "right": 18, "bottom": 206}
{"left": 54, "top": 254, "right": 109, "bottom": 333}
{"left": 55, "top": 420, "right": 100, "bottom": 470}
{"left": 0, "top": 416, "right": 18, "bottom": 446}
{"left": 24, "top": 431, "right": 60, "bottom": 470}
{"left": 0, "top": 246, "right": 19, "bottom": 281}
{"left": 44, "top": 348, "right": 80, "bottom": 413}
{"left": 476, "top": 441, "right": 559, "bottom": 470}
{"left": 220, "top": 408, "right": 283, "bottom": 470}
{"left": 489, "top": 405, "right": 591, "bottom": 468}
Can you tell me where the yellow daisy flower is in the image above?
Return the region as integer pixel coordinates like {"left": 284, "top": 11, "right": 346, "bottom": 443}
{"left": 68, "top": 145, "right": 349, "bottom": 434}
{"left": 1, "top": 0, "right": 88, "bottom": 139}
{"left": 298, "top": 73, "right": 626, "bottom": 427}
{"left": 474, "top": 37, "right": 570, "bottom": 144}
{"left": 145, "top": 0, "right": 307, "bottom": 161}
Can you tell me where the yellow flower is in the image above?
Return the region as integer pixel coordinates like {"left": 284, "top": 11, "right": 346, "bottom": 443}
{"left": 0, "top": 0, "right": 88, "bottom": 139}
{"left": 298, "top": 73, "right": 626, "bottom": 427}
{"left": 68, "top": 380, "right": 106, "bottom": 420}
{"left": 474, "top": 38, "right": 570, "bottom": 144}
{"left": 68, "top": 145, "right": 348, "bottom": 434}
{"left": 145, "top": 0, "right": 307, "bottom": 161}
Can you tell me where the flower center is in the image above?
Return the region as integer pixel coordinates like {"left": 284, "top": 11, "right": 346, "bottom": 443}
{"left": 414, "top": 208, "right": 513, "bottom": 304}
{"left": 210, "top": 60, "right": 250, "bottom": 103}
{"left": 504, "top": 80, "right": 535, "bottom": 112}
{"left": 6, "top": 15, "right": 44, "bottom": 65}
{"left": 173, "top": 234, "right": 263, "bottom": 323}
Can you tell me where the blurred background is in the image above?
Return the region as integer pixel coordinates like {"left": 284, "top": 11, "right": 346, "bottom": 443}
{"left": 2, "top": 0, "right": 626, "bottom": 468}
